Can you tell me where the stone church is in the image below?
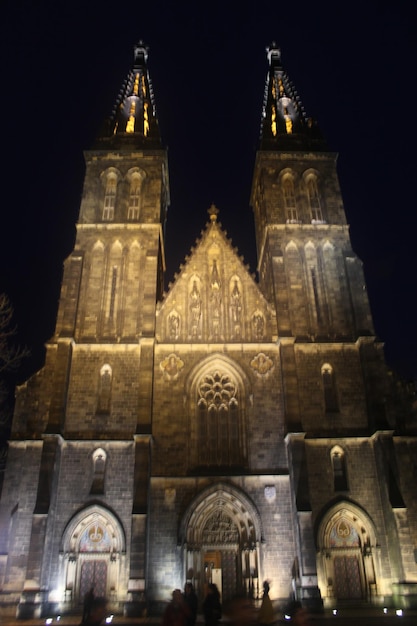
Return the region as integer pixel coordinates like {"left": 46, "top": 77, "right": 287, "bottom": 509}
{"left": 0, "top": 42, "right": 416, "bottom": 618}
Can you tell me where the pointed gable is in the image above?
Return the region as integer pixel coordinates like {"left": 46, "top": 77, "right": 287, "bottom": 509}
{"left": 157, "top": 207, "right": 276, "bottom": 343}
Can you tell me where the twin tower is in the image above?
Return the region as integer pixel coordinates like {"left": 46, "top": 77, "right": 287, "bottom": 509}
{"left": 0, "top": 42, "right": 416, "bottom": 618}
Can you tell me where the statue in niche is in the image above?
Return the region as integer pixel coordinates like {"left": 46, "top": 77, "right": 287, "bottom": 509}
{"left": 168, "top": 311, "right": 180, "bottom": 340}
{"left": 230, "top": 279, "right": 242, "bottom": 322}
{"left": 210, "top": 260, "right": 222, "bottom": 338}
{"left": 189, "top": 280, "right": 202, "bottom": 337}
{"left": 252, "top": 312, "right": 265, "bottom": 340}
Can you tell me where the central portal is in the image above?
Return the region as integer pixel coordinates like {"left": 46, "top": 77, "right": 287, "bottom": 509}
{"left": 181, "top": 485, "right": 262, "bottom": 602}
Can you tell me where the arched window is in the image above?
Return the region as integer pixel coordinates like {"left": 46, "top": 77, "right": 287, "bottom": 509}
{"left": 283, "top": 177, "right": 298, "bottom": 221}
{"left": 102, "top": 174, "right": 117, "bottom": 221}
{"left": 321, "top": 363, "right": 339, "bottom": 413}
{"left": 128, "top": 175, "right": 141, "bottom": 220}
{"left": 331, "top": 446, "right": 348, "bottom": 491}
{"left": 90, "top": 448, "right": 107, "bottom": 495}
{"left": 306, "top": 176, "right": 323, "bottom": 222}
{"left": 197, "top": 370, "right": 241, "bottom": 467}
{"left": 97, "top": 364, "right": 112, "bottom": 414}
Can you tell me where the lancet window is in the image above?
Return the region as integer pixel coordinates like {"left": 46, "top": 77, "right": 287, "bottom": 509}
{"left": 307, "top": 176, "right": 323, "bottom": 222}
{"left": 331, "top": 446, "right": 348, "bottom": 491}
{"left": 128, "top": 175, "right": 141, "bottom": 220}
{"left": 102, "top": 174, "right": 117, "bottom": 221}
{"left": 321, "top": 363, "right": 339, "bottom": 413}
{"left": 97, "top": 364, "right": 112, "bottom": 414}
{"left": 90, "top": 448, "right": 107, "bottom": 495}
{"left": 282, "top": 177, "right": 298, "bottom": 221}
{"left": 197, "top": 370, "right": 242, "bottom": 467}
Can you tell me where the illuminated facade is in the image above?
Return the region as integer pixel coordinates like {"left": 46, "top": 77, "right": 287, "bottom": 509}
{"left": 0, "top": 42, "right": 417, "bottom": 618}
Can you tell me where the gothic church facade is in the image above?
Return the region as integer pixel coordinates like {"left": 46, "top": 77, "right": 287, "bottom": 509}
{"left": 1, "top": 43, "right": 416, "bottom": 618}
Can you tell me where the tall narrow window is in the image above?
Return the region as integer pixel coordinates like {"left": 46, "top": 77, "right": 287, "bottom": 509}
{"left": 321, "top": 363, "right": 339, "bottom": 413}
{"left": 108, "top": 267, "right": 118, "bottom": 322}
{"left": 331, "top": 446, "right": 348, "bottom": 491}
{"left": 307, "top": 177, "right": 323, "bottom": 222}
{"left": 283, "top": 178, "right": 297, "bottom": 221}
{"left": 197, "top": 371, "right": 242, "bottom": 467}
{"left": 128, "top": 176, "right": 141, "bottom": 220}
{"left": 310, "top": 267, "right": 323, "bottom": 324}
{"left": 103, "top": 175, "right": 117, "bottom": 221}
{"left": 97, "top": 364, "right": 112, "bottom": 414}
{"left": 90, "top": 448, "right": 107, "bottom": 494}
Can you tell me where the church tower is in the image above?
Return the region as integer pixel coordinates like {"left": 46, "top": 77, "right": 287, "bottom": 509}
{"left": 0, "top": 42, "right": 169, "bottom": 617}
{"left": 0, "top": 42, "right": 416, "bottom": 619}
{"left": 251, "top": 44, "right": 417, "bottom": 607}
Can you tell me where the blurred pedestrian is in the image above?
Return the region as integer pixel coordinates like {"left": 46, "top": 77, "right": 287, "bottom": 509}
{"left": 183, "top": 582, "right": 198, "bottom": 626}
{"left": 202, "top": 583, "right": 222, "bottom": 626}
{"left": 82, "top": 586, "right": 95, "bottom": 624}
{"left": 80, "top": 597, "right": 107, "bottom": 626}
{"left": 162, "top": 589, "right": 190, "bottom": 626}
{"left": 258, "top": 581, "right": 274, "bottom": 625}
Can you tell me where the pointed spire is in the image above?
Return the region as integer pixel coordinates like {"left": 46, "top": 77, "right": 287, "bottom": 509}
{"left": 260, "top": 43, "right": 327, "bottom": 151}
{"left": 95, "top": 41, "right": 161, "bottom": 148}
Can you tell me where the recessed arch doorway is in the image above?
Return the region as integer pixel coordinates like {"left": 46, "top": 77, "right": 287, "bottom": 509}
{"left": 60, "top": 505, "right": 126, "bottom": 605}
{"left": 316, "top": 503, "right": 379, "bottom": 604}
{"left": 180, "top": 484, "right": 263, "bottom": 602}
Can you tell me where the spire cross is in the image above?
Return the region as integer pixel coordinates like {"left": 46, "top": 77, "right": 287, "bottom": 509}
{"left": 208, "top": 204, "right": 219, "bottom": 222}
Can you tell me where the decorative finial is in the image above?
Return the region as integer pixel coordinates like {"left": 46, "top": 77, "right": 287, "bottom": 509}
{"left": 208, "top": 204, "right": 219, "bottom": 222}
{"left": 134, "top": 41, "right": 149, "bottom": 66}
{"left": 266, "top": 43, "right": 281, "bottom": 67}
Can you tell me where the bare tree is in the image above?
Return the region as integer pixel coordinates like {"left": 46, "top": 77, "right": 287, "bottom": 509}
{"left": 0, "top": 293, "right": 30, "bottom": 378}
{"left": 0, "top": 293, "right": 30, "bottom": 465}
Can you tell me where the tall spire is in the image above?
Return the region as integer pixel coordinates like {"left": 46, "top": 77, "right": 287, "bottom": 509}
{"left": 95, "top": 41, "right": 161, "bottom": 148}
{"left": 260, "top": 43, "right": 327, "bottom": 151}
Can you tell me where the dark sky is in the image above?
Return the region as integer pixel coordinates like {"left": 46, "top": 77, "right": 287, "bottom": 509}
{"left": 1, "top": 1, "right": 416, "bottom": 382}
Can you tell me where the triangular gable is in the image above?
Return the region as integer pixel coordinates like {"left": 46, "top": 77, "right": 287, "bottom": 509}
{"left": 157, "top": 215, "right": 276, "bottom": 343}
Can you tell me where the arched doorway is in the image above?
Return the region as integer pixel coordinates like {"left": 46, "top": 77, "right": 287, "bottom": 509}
{"left": 316, "top": 503, "right": 379, "bottom": 604}
{"left": 60, "top": 505, "right": 126, "bottom": 606}
{"left": 180, "top": 484, "right": 263, "bottom": 602}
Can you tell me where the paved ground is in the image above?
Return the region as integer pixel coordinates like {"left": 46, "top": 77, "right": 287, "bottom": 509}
{"left": 1, "top": 609, "right": 417, "bottom": 626}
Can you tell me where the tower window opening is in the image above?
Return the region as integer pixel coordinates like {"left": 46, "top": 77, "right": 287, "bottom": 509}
{"left": 144, "top": 102, "right": 149, "bottom": 136}
{"left": 283, "top": 178, "right": 298, "bottom": 221}
{"left": 126, "top": 100, "right": 136, "bottom": 133}
{"left": 307, "top": 177, "right": 323, "bottom": 222}
{"left": 103, "top": 175, "right": 117, "bottom": 221}
{"left": 284, "top": 107, "right": 292, "bottom": 134}
{"left": 128, "top": 178, "right": 141, "bottom": 220}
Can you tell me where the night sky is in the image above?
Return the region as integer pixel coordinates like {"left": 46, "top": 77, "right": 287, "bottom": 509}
{"left": 1, "top": 1, "right": 416, "bottom": 385}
